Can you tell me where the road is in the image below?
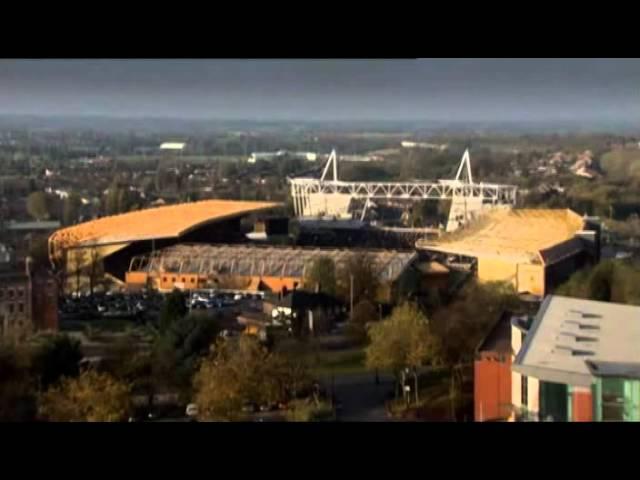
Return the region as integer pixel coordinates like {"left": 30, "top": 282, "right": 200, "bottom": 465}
{"left": 330, "top": 371, "right": 400, "bottom": 422}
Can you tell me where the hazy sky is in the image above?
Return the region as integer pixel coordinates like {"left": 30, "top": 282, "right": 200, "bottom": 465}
{"left": 0, "top": 59, "right": 638, "bottom": 122}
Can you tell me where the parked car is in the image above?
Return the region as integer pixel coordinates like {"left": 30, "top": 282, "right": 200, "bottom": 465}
{"left": 186, "top": 403, "right": 198, "bottom": 417}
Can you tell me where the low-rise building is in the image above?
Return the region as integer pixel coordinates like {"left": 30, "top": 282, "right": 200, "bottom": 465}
{"left": 511, "top": 295, "right": 640, "bottom": 422}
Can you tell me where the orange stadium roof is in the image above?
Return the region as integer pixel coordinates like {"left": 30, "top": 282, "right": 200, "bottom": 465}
{"left": 416, "top": 208, "right": 586, "bottom": 264}
{"left": 49, "top": 199, "right": 280, "bottom": 253}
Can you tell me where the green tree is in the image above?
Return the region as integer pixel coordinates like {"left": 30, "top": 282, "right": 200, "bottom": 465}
{"left": 556, "top": 260, "right": 640, "bottom": 305}
{"left": 26, "top": 191, "right": 50, "bottom": 221}
{"left": 431, "top": 281, "right": 519, "bottom": 419}
{"left": 159, "top": 289, "right": 188, "bottom": 332}
{"left": 152, "top": 313, "right": 221, "bottom": 392}
{"left": 0, "top": 346, "right": 37, "bottom": 421}
{"left": 304, "top": 256, "right": 337, "bottom": 295}
{"left": 366, "top": 303, "right": 442, "bottom": 404}
{"left": 347, "top": 299, "right": 378, "bottom": 343}
{"left": 31, "top": 335, "right": 83, "bottom": 390}
{"left": 588, "top": 261, "right": 615, "bottom": 302}
{"left": 38, "top": 369, "right": 131, "bottom": 422}
{"left": 337, "top": 253, "right": 380, "bottom": 306}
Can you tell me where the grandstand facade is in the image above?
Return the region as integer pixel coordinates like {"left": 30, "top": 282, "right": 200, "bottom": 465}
{"left": 416, "top": 209, "right": 601, "bottom": 296}
{"left": 48, "top": 200, "right": 281, "bottom": 283}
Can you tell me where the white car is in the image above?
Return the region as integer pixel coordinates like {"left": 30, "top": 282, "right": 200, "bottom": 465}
{"left": 186, "top": 404, "right": 198, "bottom": 417}
{"left": 233, "top": 293, "right": 243, "bottom": 301}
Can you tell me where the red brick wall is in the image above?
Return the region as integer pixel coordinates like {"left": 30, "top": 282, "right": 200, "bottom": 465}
{"left": 572, "top": 389, "right": 593, "bottom": 422}
{"left": 31, "top": 273, "right": 58, "bottom": 332}
{"left": 474, "top": 355, "right": 512, "bottom": 422}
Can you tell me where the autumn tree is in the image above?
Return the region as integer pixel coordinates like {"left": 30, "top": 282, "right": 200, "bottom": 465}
{"left": 304, "top": 256, "right": 337, "bottom": 295}
{"left": 38, "top": 369, "right": 131, "bottom": 422}
{"left": 193, "top": 337, "right": 310, "bottom": 421}
{"left": 366, "top": 303, "right": 442, "bottom": 404}
{"left": 26, "top": 191, "right": 50, "bottom": 221}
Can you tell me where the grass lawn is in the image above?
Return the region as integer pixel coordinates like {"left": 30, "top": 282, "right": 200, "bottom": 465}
{"left": 308, "top": 347, "right": 367, "bottom": 376}
{"left": 60, "top": 318, "right": 138, "bottom": 333}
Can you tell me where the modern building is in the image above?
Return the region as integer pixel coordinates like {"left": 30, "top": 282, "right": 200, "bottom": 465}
{"left": 126, "top": 244, "right": 416, "bottom": 302}
{"left": 48, "top": 200, "right": 280, "bottom": 286}
{"left": 511, "top": 295, "right": 640, "bottom": 422}
{"left": 417, "top": 209, "right": 601, "bottom": 296}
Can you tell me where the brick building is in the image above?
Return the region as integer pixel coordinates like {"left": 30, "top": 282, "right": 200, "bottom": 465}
{"left": 0, "top": 259, "right": 58, "bottom": 343}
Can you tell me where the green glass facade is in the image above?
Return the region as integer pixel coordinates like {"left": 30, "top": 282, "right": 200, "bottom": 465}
{"left": 539, "top": 381, "right": 568, "bottom": 422}
{"left": 593, "top": 378, "right": 640, "bottom": 422}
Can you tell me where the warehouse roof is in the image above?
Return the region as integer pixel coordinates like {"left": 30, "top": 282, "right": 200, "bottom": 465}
{"left": 513, "top": 295, "right": 640, "bottom": 387}
{"left": 416, "top": 208, "right": 585, "bottom": 264}
{"left": 49, "top": 200, "right": 280, "bottom": 256}
{"left": 129, "top": 244, "right": 416, "bottom": 283}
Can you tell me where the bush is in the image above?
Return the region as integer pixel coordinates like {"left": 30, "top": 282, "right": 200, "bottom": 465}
{"left": 285, "top": 399, "right": 334, "bottom": 422}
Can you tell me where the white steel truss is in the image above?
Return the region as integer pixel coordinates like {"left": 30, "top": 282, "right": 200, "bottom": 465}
{"left": 288, "top": 149, "right": 517, "bottom": 217}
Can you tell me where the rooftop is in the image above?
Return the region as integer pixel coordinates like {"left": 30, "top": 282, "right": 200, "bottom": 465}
{"left": 49, "top": 200, "right": 280, "bottom": 257}
{"left": 416, "top": 208, "right": 586, "bottom": 264}
{"left": 6, "top": 220, "right": 61, "bottom": 231}
{"left": 130, "top": 244, "right": 416, "bottom": 283}
{"left": 513, "top": 295, "right": 640, "bottom": 387}
{"left": 477, "top": 311, "right": 513, "bottom": 354}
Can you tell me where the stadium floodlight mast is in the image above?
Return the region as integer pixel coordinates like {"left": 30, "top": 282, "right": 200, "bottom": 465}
{"left": 454, "top": 148, "right": 473, "bottom": 184}
{"left": 288, "top": 148, "right": 517, "bottom": 220}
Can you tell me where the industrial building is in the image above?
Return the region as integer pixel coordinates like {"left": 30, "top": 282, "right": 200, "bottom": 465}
{"left": 125, "top": 244, "right": 416, "bottom": 302}
{"left": 48, "top": 200, "right": 281, "bottom": 285}
{"left": 511, "top": 295, "right": 640, "bottom": 422}
{"left": 417, "top": 209, "right": 601, "bottom": 297}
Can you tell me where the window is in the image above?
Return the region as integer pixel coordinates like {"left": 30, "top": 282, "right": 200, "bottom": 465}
{"left": 181, "top": 277, "right": 186, "bottom": 283}
{"left": 8, "top": 289, "right": 14, "bottom": 299}
{"left": 0, "top": 289, "right": 4, "bottom": 299}
{"left": 8, "top": 303, "right": 14, "bottom": 314}
{"left": 172, "top": 277, "right": 176, "bottom": 283}
{"left": 601, "top": 379, "right": 625, "bottom": 421}
{"left": 17, "top": 289, "right": 24, "bottom": 298}
{"left": 190, "top": 278, "right": 195, "bottom": 284}
{"left": 521, "top": 375, "right": 528, "bottom": 407}
{"left": 162, "top": 277, "right": 167, "bottom": 282}
{"left": 18, "top": 303, "right": 24, "bottom": 313}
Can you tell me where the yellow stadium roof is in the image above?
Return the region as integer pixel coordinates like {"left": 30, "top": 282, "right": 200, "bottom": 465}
{"left": 416, "top": 208, "right": 586, "bottom": 264}
{"left": 49, "top": 199, "right": 280, "bottom": 255}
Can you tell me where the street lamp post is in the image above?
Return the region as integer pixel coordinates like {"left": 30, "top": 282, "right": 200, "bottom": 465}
{"left": 349, "top": 273, "right": 354, "bottom": 318}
